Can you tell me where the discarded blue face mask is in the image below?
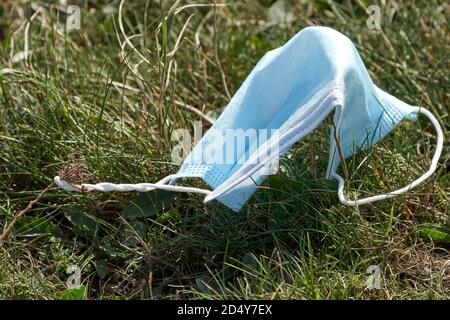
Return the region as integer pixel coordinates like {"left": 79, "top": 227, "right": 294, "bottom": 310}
{"left": 54, "top": 26, "right": 443, "bottom": 212}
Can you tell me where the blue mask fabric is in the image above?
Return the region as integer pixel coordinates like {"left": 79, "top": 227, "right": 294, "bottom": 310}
{"left": 55, "top": 26, "right": 444, "bottom": 212}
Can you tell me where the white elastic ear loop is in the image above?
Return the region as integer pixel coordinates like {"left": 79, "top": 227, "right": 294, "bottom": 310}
{"left": 53, "top": 174, "right": 212, "bottom": 195}
{"left": 331, "top": 106, "right": 444, "bottom": 206}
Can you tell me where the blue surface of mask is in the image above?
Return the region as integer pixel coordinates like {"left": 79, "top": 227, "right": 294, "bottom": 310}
{"left": 175, "top": 26, "right": 418, "bottom": 212}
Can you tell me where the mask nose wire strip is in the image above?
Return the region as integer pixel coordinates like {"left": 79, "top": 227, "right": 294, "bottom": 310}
{"left": 332, "top": 106, "right": 444, "bottom": 206}
{"left": 53, "top": 174, "right": 212, "bottom": 195}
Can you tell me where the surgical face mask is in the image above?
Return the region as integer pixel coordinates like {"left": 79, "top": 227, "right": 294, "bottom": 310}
{"left": 54, "top": 26, "right": 443, "bottom": 212}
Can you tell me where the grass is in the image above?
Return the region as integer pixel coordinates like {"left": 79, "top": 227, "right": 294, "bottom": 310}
{"left": 0, "top": 0, "right": 449, "bottom": 299}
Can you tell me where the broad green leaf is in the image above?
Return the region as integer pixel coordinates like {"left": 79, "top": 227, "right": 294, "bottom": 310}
{"left": 418, "top": 225, "right": 450, "bottom": 243}
{"left": 438, "top": 173, "right": 449, "bottom": 190}
{"left": 14, "top": 216, "right": 70, "bottom": 241}
{"left": 64, "top": 208, "right": 100, "bottom": 240}
{"left": 59, "top": 286, "right": 86, "bottom": 300}
{"left": 95, "top": 259, "right": 109, "bottom": 279}
{"left": 121, "top": 190, "right": 174, "bottom": 219}
{"left": 120, "top": 219, "right": 147, "bottom": 247}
